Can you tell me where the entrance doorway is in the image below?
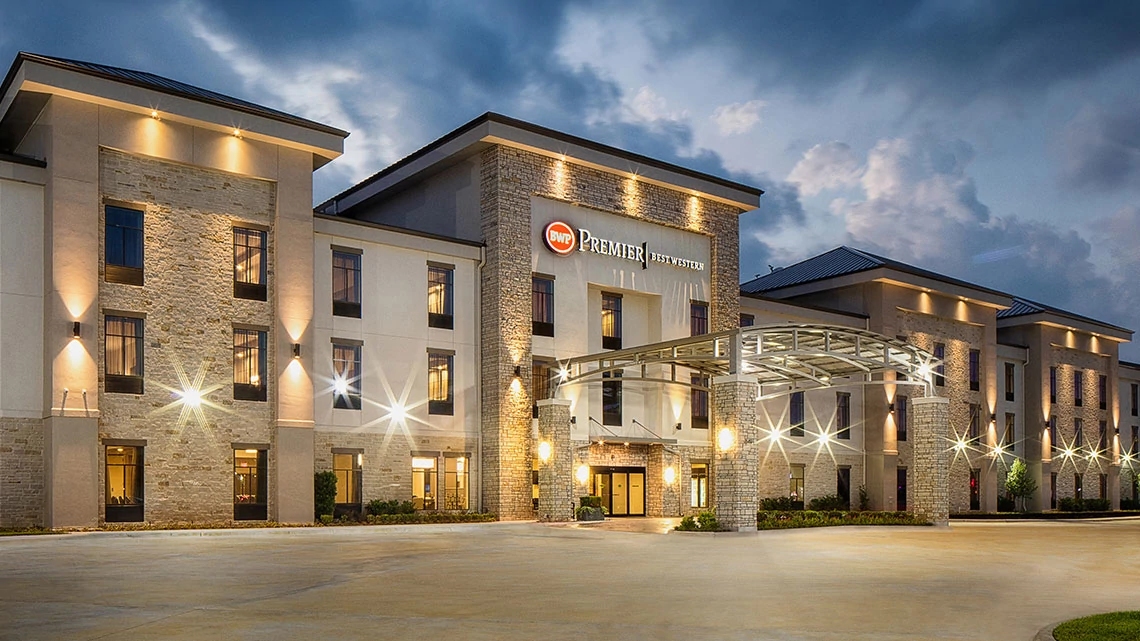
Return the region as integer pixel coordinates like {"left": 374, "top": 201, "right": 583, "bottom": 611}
{"left": 591, "top": 467, "right": 646, "bottom": 516}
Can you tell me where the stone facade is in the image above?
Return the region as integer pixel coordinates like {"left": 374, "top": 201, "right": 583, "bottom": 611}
{"left": 1047, "top": 347, "right": 1114, "bottom": 504}
{"left": 712, "top": 375, "right": 759, "bottom": 531}
{"left": 0, "top": 418, "right": 44, "bottom": 527}
{"left": 536, "top": 399, "right": 573, "bottom": 521}
{"left": 911, "top": 397, "right": 950, "bottom": 524}
{"left": 97, "top": 148, "right": 278, "bottom": 524}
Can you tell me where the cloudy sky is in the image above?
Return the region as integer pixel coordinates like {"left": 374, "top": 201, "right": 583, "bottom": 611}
{"left": 5, "top": 1, "right": 1140, "bottom": 356}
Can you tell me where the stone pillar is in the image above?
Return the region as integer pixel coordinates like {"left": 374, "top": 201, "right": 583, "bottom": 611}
{"left": 1108, "top": 464, "right": 1121, "bottom": 511}
{"left": 43, "top": 416, "right": 98, "bottom": 528}
{"left": 712, "top": 374, "right": 759, "bottom": 531}
{"left": 536, "top": 399, "right": 573, "bottom": 522}
{"left": 911, "top": 396, "right": 950, "bottom": 525}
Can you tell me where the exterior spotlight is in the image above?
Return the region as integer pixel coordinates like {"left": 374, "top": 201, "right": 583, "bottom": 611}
{"left": 992, "top": 445, "right": 1004, "bottom": 456}
{"left": 513, "top": 365, "right": 522, "bottom": 379}
{"left": 717, "top": 428, "right": 735, "bottom": 451}
{"left": 887, "top": 403, "right": 895, "bottom": 412}
{"left": 954, "top": 438, "right": 969, "bottom": 452}
{"left": 537, "top": 441, "right": 552, "bottom": 462}
{"left": 990, "top": 413, "right": 997, "bottom": 423}
{"left": 292, "top": 343, "right": 301, "bottom": 359}
{"left": 558, "top": 366, "right": 570, "bottom": 382}
{"left": 72, "top": 321, "right": 81, "bottom": 340}
{"left": 664, "top": 466, "right": 676, "bottom": 485}
{"left": 180, "top": 388, "right": 202, "bottom": 408}
{"left": 333, "top": 377, "right": 349, "bottom": 396}
{"left": 1062, "top": 447, "right": 1075, "bottom": 458}
{"left": 232, "top": 128, "right": 242, "bottom": 138}
{"left": 816, "top": 431, "right": 832, "bottom": 447}
{"left": 150, "top": 109, "right": 159, "bottom": 119}
{"left": 389, "top": 402, "right": 407, "bottom": 422}
{"left": 570, "top": 416, "right": 576, "bottom": 424}
{"left": 575, "top": 465, "right": 589, "bottom": 484}
{"left": 675, "top": 422, "right": 682, "bottom": 431}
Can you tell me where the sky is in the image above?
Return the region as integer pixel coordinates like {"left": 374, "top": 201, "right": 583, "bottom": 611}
{"left": 4, "top": 1, "right": 1140, "bottom": 356}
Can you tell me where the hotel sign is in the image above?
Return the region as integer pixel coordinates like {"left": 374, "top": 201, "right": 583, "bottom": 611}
{"left": 542, "top": 220, "right": 705, "bottom": 272}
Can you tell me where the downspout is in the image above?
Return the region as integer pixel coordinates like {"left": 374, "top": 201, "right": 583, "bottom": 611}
{"left": 476, "top": 245, "right": 486, "bottom": 513}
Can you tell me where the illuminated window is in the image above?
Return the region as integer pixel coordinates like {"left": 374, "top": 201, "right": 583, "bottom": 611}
{"left": 1004, "top": 413, "right": 1015, "bottom": 448}
{"left": 789, "top": 391, "right": 805, "bottom": 437}
{"left": 233, "top": 227, "right": 267, "bottom": 301}
{"left": 532, "top": 360, "right": 552, "bottom": 418}
{"left": 969, "top": 469, "right": 980, "bottom": 511}
{"left": 602, "top": 371, "right": 622, "bottom": 426}
{"left": 332, "top": 343, "right": 362, "bottom": 410}
{"left": 1098, "top": 374, "right": 1107, "bottom": 410}
{"left": 444, "top": 455, "right": 469, "bottom": 510}
{"left": 739, "top": 313, "right": 755, "bottom": 327}
{"left": 1049, "top": 367, "right": 1057, "bottom": 404}
{"left": 789, "top": 464, "right": 805, "bottom": 501}
{"left": 428, "top": 351, "right": 454, "bottom": 415}
{"left": 333, "top": 452, "right": 362, "bottom": 510}
{"left": 105, "top": 315, "right": 144, "bottom": 394}
{"left": 1074, "top": 370, "right": 1083, "bottom": 407}
{"left": 105, "top": 204, "right": 144, "bottom": 285}
{"left": 234, "top": 448, "right": 267, "bottom": 521}
{"left": 105, "top": 445, "right": 143, "bottom": 522}
{"left": 1004, "top": 362, "right": 1015, "bottom": 402}
{"left": 532, "top": 275, "right": 554, "bottom": 337}
{"left": 836, "top": 392, "right": 851, "bottom": 440}
{"left": 896, "top": 395, "right": 908, "bottom": 442}
{"left": 428, "top": 264, "right": 454, "bottom": 329}
{"left": 691, "top": 374, "right": 709, "bottom": 429}
{"left": 969, "top": 349, "right": 980, "bottom": 391}
{"left": 690, "top": 462, "right": 708, "bottom": 508}
{"left": 332, "top": 250, "right": 362, "bottom": 318}
{"left": 412, "top": 456, "right": 436, "bottom": 510}
{"left": 233, "top": 328, "right": 267, "bottom": 401}
{"left": 690, "top": 302, "right": 709, "bottom": 336}
{"left": 601, "top": 293, "right": 622, "bottom": 350}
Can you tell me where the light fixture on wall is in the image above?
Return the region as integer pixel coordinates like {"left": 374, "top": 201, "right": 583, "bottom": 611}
{"left": 232, "top": 128, "right": 242, "bottom": 138}
{"left": 292, "top": 343, "right": 301, "bottom": 359}
{"left": 150, "top": 109, "right": 159, "bottom": 119}
{"left": 537, "top": 441, "right": 552, "bottom": 462}
{"left": 71, "top": 321, "right": 81, "bottom": 340}
{"left": 675, "top": 422, "right": 682, "bottom": 431}
{"left": 887, "top": 403, "right": 895, "bottom": 412}
{"left": 717, "top": 428, "right": 735, "bottom": 451}
{"left": 575, "top": 465, "right": 589, "bottom": 484}
{"left": 513, "top": 365, "right": 522, "bottom": 379}
{"left": 990, "top": 413, "right": 997, "bottom": 423}
{"left": 663, "top": 466, "right": 676, "bottom": 485}
{"left": 569, "top": 416, "right": 576, "bottom": 424}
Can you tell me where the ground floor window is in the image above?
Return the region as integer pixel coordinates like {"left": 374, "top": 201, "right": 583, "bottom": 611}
{"left": 897, "top": 468, "right": 907, "bottom": 511}
{"left": 1050, "top": 473, "right": 1057, "bottom": 509}
{"left": 789, "top": 464, "right": 805, "bottom": 502}
{"left": 234, "top": 448, "right": 267, "bottom": 520}
{"left": 837, "top": 467, "right": 851, "bottom": 509}
{"left": 690, "top": 462, "right": 708, "bottom": 508}
{"left": 105, "top": 445, "right": 143, "bottom": 522}
{"left": 532, "top": 459, "right": 540, "bottom": 510}
{"left": 1099, "top": 473, "right": 1107, "bottom": 499}
{"left": 445, "top": 455, "right": 469, "bottom": 510}
{"left": 334, "top": 451, "right": 362, "bottom": 517}
{"left": 412, "top": 456, "right": 437, "bottom": 510}
{"left": 1074, "top": 474, "right": 1083, "bottom": 500}
{"left": 969, "top": 468, "right": 980, "bottom": 511}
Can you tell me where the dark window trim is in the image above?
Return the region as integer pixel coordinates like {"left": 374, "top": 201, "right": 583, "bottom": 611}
{"left": 968, "top": 349, "right": 980, "bottom": 392}
{"left": 105, "top": 264, "right": 144, "bottom": 286}
{"left": 105, "top": 374, "right": 143, "bottom": 395}
{"left": 1004, "top": 362, "right": 1015, "bottom": 402}
{"left": 428, "top": 312, "right": 454, "bottom": 330}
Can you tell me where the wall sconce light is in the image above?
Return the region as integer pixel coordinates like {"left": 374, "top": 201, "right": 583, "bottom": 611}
{"left": 887, "top": 403, "right": 895, "bottom": 412}
{"left": 292, "top": 343, "right": 301, "bottom": 359}
{"left": 72, "top": 321, "right": 81, "bottom": 340}
{"left": 569, "top": 416, "right": 577, "bottom": 424}
{"left": 232, "top": 128, "right": 242, "bottom": 138}
{"left": 675, "top": 422, "right": 682, "bottom": 431}
{"left": 990, "top": 413, "right": 997, "bottom": 423}
{"left": 663, "top": 466, "right": 676, "bottom": 485}
{"left": 717, "top": 427, "right": 735, "bottom": 451}
{"left": 575, "top": 465, "right": 589, "bottom": 484}
{"left": 150, "top": 109, "right": 159, "bottom": 119}
{"left": 537, "top": 441, "right": 552, "bottom": 462}
{"left": 513, "top": 365, "right": 522, "bottom": 379}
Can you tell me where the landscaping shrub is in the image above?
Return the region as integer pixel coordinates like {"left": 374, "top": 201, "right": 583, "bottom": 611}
{"left": 575, "top": 505, "right": 605, "bottom": 521}
{"left": 1057, "top": 497, "right": 1112, "bottom": 512}
{"left": 579, "top": 495, "right": 602, "bottom": 508}
{"left": 857, "top": 485, "right": 871, "bottom": 511}
{"left": 756, "top": 509, "right": 928, "bottom": 529}
{"left": 362, "top": 513, "right": 496, "bottom": 525}
{"left": 807, "top": 494, "right": 848, "bottom": 511}
{"left": 314, "top": 471, "right": 338, "bottom": 520}
{"left": 675, "top": 510, "right": 722, "bottom": 531}
{"left": 1121, "top": 498, "right": 1140, "bottom": 510}
{"left": 366, "top": 499, "right": 416, "bottom": 516}
{"left": 997, "top": 494, "right": 1016, "bottom": 512}
{"left": 759, "top": 496, "right": 803, "bottom": 511}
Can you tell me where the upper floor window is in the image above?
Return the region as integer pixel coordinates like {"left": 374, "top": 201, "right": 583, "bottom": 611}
{"left": 690, "top": 302, "right": 709, "bottom": 336}
{"left": 601, "top": 293, "right": 622, "bottom": 350}
{"left": 933, "top": 343, "right": 945, "bottom": 387}
{"left": 1098, "top": 374, "right": 1107, "bottom": 410}
{"left": 1074, "top": 418, "right": 1083, "bottom": 448}
{"left": 1098, "top": 420, "right": 1107, "bottom": 452}
{"left": 968, "top": 349, "right": 980, "bottom": 391}
{"left": 836, "top": 392, "right": 851, "bottom": 440}
{"left": 428, "top": 351, "right": 454, "bottom": 415}
{"left": 1003, "top": 413, "right": 1015, "bottom": 448}
{"left": 105, "top": 315, "right": 144, "bottom": 394}
{"left": 691, "top": 374, "right": 709, "bottom": 430}
{"left": 1132, "top": 384, "right": 1138, "bottom": 417}
{"left": 428, "top": 264, "right": 454, "bottom": 329}
{"left": 1074, "top": 370, "right": 1084, "bottom": 407}
{"left": 105, "top": 205, "right": 144, "bottom": 285}
{"left": 233, "top": 328, "right": 267, "bottom": 401}
{"left": 739, "top": 313, "right": 755, "bottom": 327}
{"left": 895, "top": 395, "right": 908, "bottom": 442}
{"left": 233, "top": 227, "right": 267, "bottom": 301}
{"left": 1132, "top": 425, "right": 1138, "bottom": 455}
{"left": 532, "top": 275, "right": 554, "bottom": 337}
{"left": 1048, "top": 417, "right": 1057, "bottom": 452}
{"left": 332, "top": 342, "right": 362, "bottom": 410}
{"left": 789, "top": 391, "right": 805, "bottom": 437}
{"left": 533, "top": 360, "right": 553, "bottom": 418}
{"left": 1004, "top": 363, "right": 1015, "bottom": 402}
{"left": 968, "top": 404, "right": 981, "bottom": 442}
{"left": 602, "top": 371, "right": 622, "bottom": 426}
{"left": 1050, "top": 367, "right": 1057, "bottom": 404}
{"left": 332, "top": 250, "right": 362, "bottom": 318}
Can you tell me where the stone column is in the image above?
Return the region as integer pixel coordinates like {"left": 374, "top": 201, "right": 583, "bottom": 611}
{"left": 911, "top": 396, "right": 950, "bottom": 525}
{"left": 712, "top": 374, "right": 759, "bottom": 531}
{"left": 536, "top": 399, "right": 573, "bottom": 522}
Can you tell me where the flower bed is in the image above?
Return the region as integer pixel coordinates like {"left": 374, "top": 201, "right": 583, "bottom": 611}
{"left": 1053, "top": 611, "right": 1140, "bottom": 641}
{"left": 359, "top": 513, "right": 497, "bottom": 525}
{"left": 756, "top": 510, "right": 929, "bottom": 529}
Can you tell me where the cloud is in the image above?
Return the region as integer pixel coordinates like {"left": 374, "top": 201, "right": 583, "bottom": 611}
{"left": 787, "top": 142, "right": 862, "bottom": 196}
{"left": 711, "top": 100, "right": 766, "bottom": 135}
{"left": 1061, "top": 103, "right": 1140, "bottom": 191}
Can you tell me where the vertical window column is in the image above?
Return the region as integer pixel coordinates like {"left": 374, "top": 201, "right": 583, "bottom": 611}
{"left": 104, "top": 444, "right": 144, "bottom": 522}
{"left": 691, "top": 375, "right": 709, "bottom": 430}
{"left": 602, "top": 371, "right": 622, "bottom": 426}
{"left": 895, "top": 395, "right": 908, "bottom": 442}
{"left": 532, "top": 275, "right": 554, "bottom": 337}
{"left": 428, "top": 350, "right": 454, "bottom": 415}
{"left": 333, "top": 451, "right": 362, "bottom": 516}
{"left": 968, "top": 349, "right": 980, "bottom": 391}
{"left": 332, "top": 341, "right": 362, "bottom": 410}
{"left": 105, "top": 315, "right": 144, "bottom": 394}
{"left": 412, "top": 456, "right": 437, "bottom": 510}
{"left": 444, "top": 454, "right": 469, "bottom": 511}
{"left": 234, "top": 447, "right": 268, "bottom": 521}
{"left": 233, "top": 327, "right": 267, "bottom": 401}
{"left": 332, "top": 248, "right": 362, "bottom": 318}
{"left": 1074, "top": 370, "right": 1084, "bottom": 407}
{"left": 233, "top": 227, "right": 267, "bottom": 300}
{"left": 690, "top": 301, "right": 709, "bottom": 336}
{"left": 1004, "top": 363, "right": 1015, "bottom": 402}
{"left": 836, "top": 392, "right": 851, "bottom": 440}
{"left": 601, "top": 293, "right": 622, "bottom": 350}
{"left": 105, "top": 204, "right": 144, "bottom": 285}
{"left": 428, "top": 263, "right": 454, "bottom": 329}
{"left": 690, "top": 462, "right": 708, "bottom": 508}
{"left": 933, "top": 343, "right": 945, "bottom": 387}
{"left": 789, "top": 464, "right": 805, "bottom": 502}
{"left": 789, "top": 391, "right": 805, "bottom": 437}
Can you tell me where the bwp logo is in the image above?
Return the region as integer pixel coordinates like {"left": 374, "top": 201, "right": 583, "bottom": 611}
{"left": 543, "top": 220, "right": 577, "bottom": 255}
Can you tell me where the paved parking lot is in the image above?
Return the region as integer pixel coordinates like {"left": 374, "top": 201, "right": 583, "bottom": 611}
{"left": 2, "top": 519, "right": 1138, "bottom": 640}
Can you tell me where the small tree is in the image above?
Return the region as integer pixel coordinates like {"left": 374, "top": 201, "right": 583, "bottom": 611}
{"left": 1004, "top": 459, "right": 1038, "bottom": 512}
{"left": 314, "top": 471, "right": 338, "bottom": 521}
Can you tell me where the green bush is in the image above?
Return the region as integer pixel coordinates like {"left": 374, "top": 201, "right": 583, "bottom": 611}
{"left": 997, "top": 494, "right": 1016, "bottom": 512}
{"left": 318, "top": 514, "right": 334, "bottom": 525}
{"left": 675, "top": 510, "right": 722, "bottom": 531}
{"left": 756, "top": 509, "right": 928, "bottom": 529}
{"left": 857, "top": 485, "right": 871, "bottom": 511}
{"left": 759, "top": 496, "right": 803, "bottom": 511}
{"left": 807, "top": 494, "right": 848, "bottom": 511}
{"left": 575, "top": 506, "right": 604, "bottom": 521}
{"left": 365, "top": 499, "right": 416, "bottom": 516}
{"left": 314, "top": 471, "right": 338, "bottom": 520}
{"left": 579, "top": 495, "right": 602, "bottom": 508}
{"left": 1057, "top": 497, "right": 1112, "bottom": 512}
{"left": 1121, "top": 498, "right": 1140, "bottom": 510}
{"left": 363, "top": 513, "right": 496, "bottom": 525}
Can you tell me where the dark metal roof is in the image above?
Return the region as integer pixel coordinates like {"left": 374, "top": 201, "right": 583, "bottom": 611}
{"left": 1, "top": 52, "right": 348, "bottom": 138}
{"left": 997, "top": 296, "right": 1133, "bottom": 334}
{"left": 316, "top": 111, "right": 763, "bottom": 215}
{"left": 0, "top": 150, "right": 45, "bottom": 167}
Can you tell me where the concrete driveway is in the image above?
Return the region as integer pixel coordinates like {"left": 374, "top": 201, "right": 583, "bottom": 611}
{"left": 1, "top": 519, "right": 1138, "bottom": 641}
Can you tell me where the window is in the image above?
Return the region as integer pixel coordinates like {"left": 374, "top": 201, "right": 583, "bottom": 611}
{"left": 1005, "top": 363, "right": 1015, "bottom": 402}
{"left": 739, "top": 313, "right": 755, "bottom": 327}
{"left": 1098, "top": 421, "right": 1107, "bottom": 453}
{"left": 968, "top": 404, "right": 980, "bottom": 442}
{"left": 1099, "top": 473, "right": 1108, "bottom": 499}
{"left": 1133, "top": 426, "right": 1139, "bottom": 455}
{"left": 1074, "top": 370, "right": 1083, "bottom": 407}
{"left": 837, "top": 467, "right": 851, "bottom": 509}
{"left": 602, "top": 371, "right": 622, "bottom": 426}
{"left": 1074, "top": 474, "right": 1083, "bottom": 500}
{"left": 969, "top": 469, "right": 980, "bottom": 511}
{"left": 897, "top": 468, "right": 907, "bottom": 511}
{"left": 690, "top": 374, "right": 709, "bottom": 429}
{"left": 1004, "top": 413, "right": 1015, "bottom": 448}
{"left": 428, "top": 264, "right": 454, "bottom": 329}
{"left": 789, "top": 391, "right": 805, "bottom": 437}
{"left": 933, "top": 343, "right": 945, "bottom": 387}
{"left": 690, "top": 302, "right": 709, "bottom": 336}
{"left": 333, "top": 452, "right": 362, "bottom": 513}
{"left": 428, "top": 351, "right": 454, "bottom": 415}
{"left": 234, "top": 448, "right": 267, "bottom": 521}
{"left": 836, "top": 392, "right": 851, "bottom": 440}
{"left": 690, "top": 463, "right": 708, "bottom": 508}
{"left": 233, "top": 227, "right": 267, "bottom": 300}
{"left": 412, "top": 456, "right": 436, "bottom": 510}
{"left": 896, "top": 395, "right": 908, "bottom": 442}
{"left": 969, "top": 349, "right": 980, "bottom": 391}
{"left": 1049, "top": 367, "right": 1057, "bottom": 404}
{"left": 532, "top": 360, "right": 552, "bottom": 418}
{"left": 532, "top": 276, "right": 554, "bottom": 337}
{"left": 105, "top": 315, "right": 144, "bottom": 394}
{"left": 1049, "top": 417, "right": 1057, "bottom": 452}
{"left": 332, "top": 250, "right": 362, "bottom": 318}
{"left": 1098, "top": 374, "right": 1107, "bottom": 410}
{"left": 1132, "top": 384, "right": 1138, "bottom": 417}
{"left": 332, "top": 343, "right": 362, "bottom": 410}
{"left": 1074, "top": 418, "right": 1083, "bottom": 448}
{"left": 105, "top": 445, "right": 143, "bottom": 522}
{"left": 233, "top": 328, "right": 267, "bottom": 401}
{"left": 789, "top": 464, "right": 805, "bottom": 501}
{"left": 444, "top": 455, "right": 469, "bottom": 510}
{"left": 1050, "top": 473, "right": 1057, "bottom": 509}
{"left": 601, "top": 293, "right": 622, "bottom": 350}
{"left": 105, "top": 205, "right": 144, "bottom": 285}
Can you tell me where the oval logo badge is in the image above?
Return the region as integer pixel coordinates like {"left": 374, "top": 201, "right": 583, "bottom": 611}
{"left": 543, "top": 220, "right": 577, "bottom": 255}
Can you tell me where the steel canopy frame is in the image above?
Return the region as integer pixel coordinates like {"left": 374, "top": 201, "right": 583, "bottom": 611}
{"left": 553, "top": 323, "right": 938, "bottom": 397}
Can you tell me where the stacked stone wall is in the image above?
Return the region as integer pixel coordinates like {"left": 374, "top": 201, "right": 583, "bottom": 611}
{"left": 1048, "top": 347, "right": 1113, "bottom": 502}
{"left": 0, "top": 418, "right": 44, "bottom": 527}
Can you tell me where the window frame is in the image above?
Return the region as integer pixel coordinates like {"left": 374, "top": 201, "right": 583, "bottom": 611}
{"left": 104, "top": 204, "right": 144, "bottom": 285}
{"left": 233, "top": 327, "right": 268, "bottom": 402}
{"left": 1098, "top": 374, "right": 1107, "bottom": 410}
{"left": 428, "top": 351, "right": 455, "bottom": 415}
{"left": 444, "top": 454, "right": 470, "bottom": 511}
{"left": 690, "top": 374, "right": 709, "bottom": 430}
{"left": 601, "top": 292, "right": 622, "bottom": 350}
{"left": 1004, "top": 413, "right": 1015, "bottom": 448}
{"left": 1004, "top": 362, "right": 1015, "bottom": 402}
{"left": 836, "top": 391, "right": 851, "bottom": 440}
{"left": 104, "top": 445, "right": 144, "bottom": 523}
{"left": 602, "top": 370, "right": 622, "bottom": 426}
{"left": 233, "top": 227, "right": 268, "bottom": 301}
{"left": 895, "top": 395, "right": 908, "bottom": 442}
{"left": 532, "top": 275, "right": 555, "bottom": 337}
{"left": 233, "top": 448, "right": 268, "bottom": 521}
{"left": 1074, "top": 418, "right": 1083, "bottom": 448}
{"left": 428, "top": 264, "right": 454, "bottom": 330}
{"left": 332, "top": 250, "right": 362, "bottom": 318}
{"left": 332, "top": 342, "right": 362, "bottom": 410}
{"left": 933, "top": 343, "right": 945, "bottom": 387}
{"left": 789, "top": 391, "right": 805, "bottom": 437}
{"left": 532, "top": 359, "right": 553, "bottom": 419}
{"left": 789, "top": 463, "right": 805, "bottom": 501}
{"left": 690, "top": 301, "right": 709, "bottom": 337}
{"left": 739, "top": 313, "right": 755, "bottom": 327}
{"left": 1074, "top": 370, "right": 1084, "bottom": 407}
{"left": 1049, "top": 366, "right": 1057, "bottom": 404}
{"left": 105, "top": 315, "right": 144, "bottom": 394}
{"left": 690, "top": 462, "right": 709, "bottom": 508}
{"left": 333, "top": 452, "right": 363, "bottom": 513}
{"left": 968, "top": 404, "right": 980, "bottom": 442}
{"left": 412, "top": 456, "right": 437, "bottom": 510}
{"left": 968, "top": 349, "right": 980, "bottom": 391}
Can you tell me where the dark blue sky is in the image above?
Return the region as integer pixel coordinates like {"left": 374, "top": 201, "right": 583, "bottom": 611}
{"left": 5, "top": 1, "right": 1140, "bottom": 356}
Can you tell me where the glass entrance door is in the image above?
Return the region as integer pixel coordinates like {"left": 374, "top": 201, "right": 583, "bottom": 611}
{"left": 591, "top": 467, "right": 646, "bottom": 516}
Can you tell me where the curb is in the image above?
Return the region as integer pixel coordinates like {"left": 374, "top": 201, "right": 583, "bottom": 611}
{"left": 8, "top": 520, "right": 533, "bottom": 540}
{"left": 1033, "top": 622, "right": 1058, "bottom": 641}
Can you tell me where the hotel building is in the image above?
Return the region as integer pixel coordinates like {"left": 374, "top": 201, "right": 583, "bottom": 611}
{"left": 0, "top": 53, "right": 1134, "bottom": 529}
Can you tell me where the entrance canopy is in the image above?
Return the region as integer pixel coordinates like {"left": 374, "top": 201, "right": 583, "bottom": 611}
{"left": 554, "top": 324, "right": 937, "bottom": 397}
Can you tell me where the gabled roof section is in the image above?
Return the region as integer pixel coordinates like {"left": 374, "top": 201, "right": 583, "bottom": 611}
{"left": 317, "top": 112, "right": 763, "bottom": 215}
{"left": 997, "top": 296, "right": 1132, "bottom": 340}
